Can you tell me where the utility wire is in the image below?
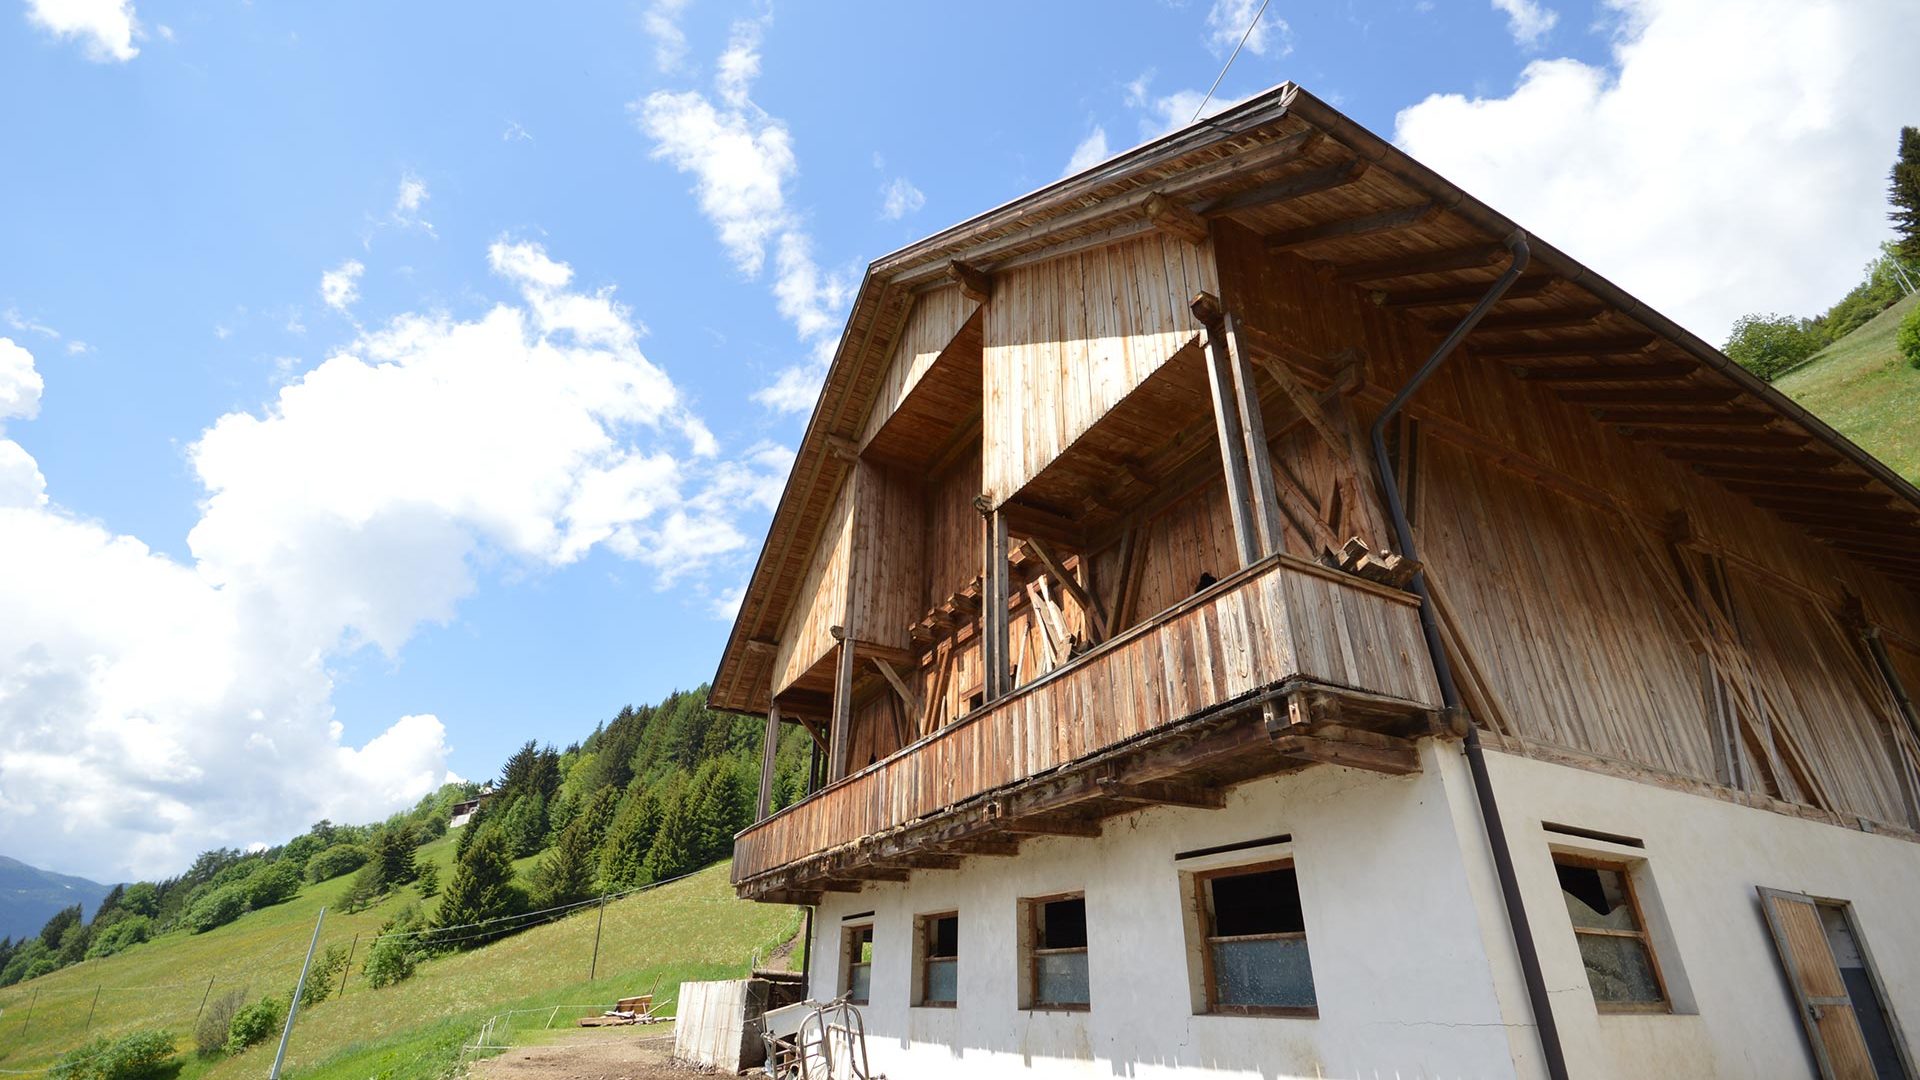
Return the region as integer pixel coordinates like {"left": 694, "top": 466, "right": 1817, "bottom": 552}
{"left": 1193, "top": 0, "right": 1272, "bottom": 123}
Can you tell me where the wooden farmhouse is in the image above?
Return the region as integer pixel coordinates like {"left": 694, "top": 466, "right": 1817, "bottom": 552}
{"left": 710, "top": 84, "right": 1920, "bottom": 1079}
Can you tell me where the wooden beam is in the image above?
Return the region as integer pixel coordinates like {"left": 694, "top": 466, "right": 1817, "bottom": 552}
{"left": 1511, "top": 361, "right": 1697, "bottom": 382}
{"left": 1222, "top": 311, "right": 1285, "bottom": 557}
{"left": 947, "top": 259, "right": 993, "bottom": 303}
{"left": 756, "top": 702, "right": 781, "bottom": 821}
{"left": 981, "top": 500, "right": 1012, "bottom": 701}
{"left": 1028, "top": 539, "right": 1107, "bottom": 641}
{"left": 1371, "top": 275, "right": 1559, "bottom": 308}
{"left": 1269, "top": 732, "right": 1420, "bottom": 775}
{"left": 1096, "top": 779, "right": 1226, "bottom": 809}
{"left": 1264, "top": 202, "right": 1439, "bottom": 251}
{"left": 1193, "top": 292, "right": 1263, "bottom": 567}
{"left": 1589, "top": 408, "right": 1776, "bottom": 427}
{"left": 1473, "top": 333, "right": 1656, "bottom": 358}
{"left": 1708, "top": 471, "right": 1876, "bottom": 493}
{"left": 1435, "top": 306, "right": 1607, "bottom": 333}
{"left": 871, "top": 655, "right": 916, "bottom": 713}
{"left": 1199, "top": 159, "right": 1368, "bottom": 216}
{"left": 1144, "top": 192, "right": 1209, "bottom": 244}
{"left": 743, "top": 637, "right": 778, "bottom": 655}
{"left": 1556, "top": 387, "right": 1743, "bottom": 406}
{"left": 818, "top": 879, "right": 864, "bottom": 893}
{"left": 940, "top": 838, "right": 1022, "bottom": 857}
{"left": 1000, "top": 815, "right": 1103, "bottom": 838}
{"left": 823, "top": 434, "right": 860, "bottom": 462}
{"left": 1334, "top": 244, "right": 1504, "bottom": 284}
{"left": 828, "top": 639, "right": 856, "bottom": 783}
{"left": 1659, "top": 446, "right": 1840, "bottom": 469}
{"left": 1616, "top": 427, "right": 1811, "bottom": 449}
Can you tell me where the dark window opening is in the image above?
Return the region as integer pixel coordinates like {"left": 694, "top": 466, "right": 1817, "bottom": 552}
{"left": 918, "top": 912, "right": 959, "bottom": 1007}
{"left": 1040, "top": 897, "right": 1087, "bottom": 949}
{"left": 1195, "top": 861, "right": 1316, "bottom": 1015}
{"left": 1554, "top": 856, "right": 1667, "bottom": 1011}
{"left": 1023, "top": 894, "right": 1090, "bottom": 1009}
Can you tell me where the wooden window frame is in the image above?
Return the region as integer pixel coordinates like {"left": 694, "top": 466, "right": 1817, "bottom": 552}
{"left": 841, "top": 922, "right": 874, "bottom": 1006}
{"left": 1021, "top": 892, "right": 1090, "bottom": 1012}
{"left": 1553, "top": 853, "right": 1671, "bottom": 1015}
{"left": 1192, "top": 858, "right": 1317, "bottom": 1018}
{"left": 915, "top": 911, "right": 959, "bottom": 1008}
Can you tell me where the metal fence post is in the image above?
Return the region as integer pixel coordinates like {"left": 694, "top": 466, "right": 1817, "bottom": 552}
{"left": 337, "top": 933, "right": 359, "bottom": 999}
{"left": 84, "top": 987, "right": 101, "bottom": 1033}
{"left": 192, "top": 976, "right": 216, "bottom": 1029}
{"left": 588, "top": 895, "right": 606, "bottom": 981}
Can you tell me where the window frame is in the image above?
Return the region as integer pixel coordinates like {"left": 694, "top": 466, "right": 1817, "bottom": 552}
{"left": 1020, "top": 892, "right": 1090, "bottom": 1012}
{"left": 1192, "top": 858, "right": 1317, "bottom": 1018}
{"left": 914, "top": 911, "right": 959, "bottom": 1008}
{"left": 1553, "top": 852, "right": 1671, "bottom": 1015}
{"left": 840, "top": 922, "right": 874, "bottom": 1006}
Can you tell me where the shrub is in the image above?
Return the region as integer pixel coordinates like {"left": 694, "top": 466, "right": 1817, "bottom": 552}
{"left": 85, "top": 916, "right": 152, "bottom": 959}
{"left": 49, "top": 1029, "right": 176, "bottom": 1080}
{"left": 224, "top": 995, "right": 285, "bottom": 1054}
{"left": 363, "top": 905, "right": 428, "bottom": 989}
{"left": 1899, "top": 304, "right": 1920, "bottom": 370}
{"left": 1724, "top": 312, "right": 1825, "bottom": 380}
{"left": 185, "top": 885, "right": 249, "bottom": 934}
{"left": 246, "top": 861, "right": 302, "bottom": 909}
{"left": 194, "top": 989, "right": 245, "bottom": 1058}
{"left": 300, "top": 943, "right": 349, "bottom": 1007}
{"left": 305, "top": 844, "right": 370, "bottom": 884}
{"left": 340, "top": 863, "right": 384, "bottom": 913}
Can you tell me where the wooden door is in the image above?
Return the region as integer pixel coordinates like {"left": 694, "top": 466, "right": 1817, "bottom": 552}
{"left": 1758, "top": 888, "right": 1881, "bottom": 1080}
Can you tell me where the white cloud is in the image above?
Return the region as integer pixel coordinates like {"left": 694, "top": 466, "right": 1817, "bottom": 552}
{"left": 320, "top": 259, "right": 364, "bottom": 313}
{"left": 65, "top": 340, "right": 92, "bottom": 356}
{"left": 1394, "top": 0, "right": 1917, "bottom": 343}
{"left": 0, "top": 243, "right": 788, "bottom": 879}
{"left": 1491, "top": 0, "right": 1558, "bottom": 46}
{"left": 880, "top": 177, "right": 926, "bottom": 221}
{"left": 24, "top": 0, "right": 139, "bottom": 62}
{"left": 1204, "top": 0, "right": 1290, "bottom": 57}
{"left": 642, "top": 0, "right": 691, "bottom": 73}
{"left": 1065, "top": 127, "right": 1110, "bottom": 177}
{"left": 390, "top": 173, "right": 434, "bottom": 234}
{"left": 635, "top": 13, "right": 854, "bottom": 413}
{"left": 502, "top": 120, "right": 534, "bottom": 143}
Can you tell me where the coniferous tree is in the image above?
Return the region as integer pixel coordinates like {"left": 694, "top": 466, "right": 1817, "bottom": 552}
{"left": 372, "top": 825, "right": 419, "bottom": 888}
{"left": 571, "top": 785, "right": 621, "bottom": 853}
{"left": 597, "top": 789, "right": 664, "bottom": 890}
{"left": 639, "top": 790, "right": 698, "bottom": 883}
{"left": 432, "top": 829, "right": 527, "bottom": 948}
{"left": 528, "top": 817, "right": 598, "bottom": 910}
{"left": 39, "top": 905, "right": 82, "bottom": 949}
{"left": 1892, "top": 126, "right": 1920, "bottom": 261}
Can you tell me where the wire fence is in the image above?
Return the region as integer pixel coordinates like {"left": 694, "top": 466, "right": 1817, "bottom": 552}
{"left": 0, "top": 867, "right": 786, "bottom": 1077}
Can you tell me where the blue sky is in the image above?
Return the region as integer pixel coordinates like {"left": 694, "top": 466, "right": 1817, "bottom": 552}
{"left": 2, "top": 0, "right": 1910, "bottom": 880}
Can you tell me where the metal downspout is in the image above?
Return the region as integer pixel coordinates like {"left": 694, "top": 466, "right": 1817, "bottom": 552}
{"left": 1367, "top": 230, "right": 1571, "bottom": 1080}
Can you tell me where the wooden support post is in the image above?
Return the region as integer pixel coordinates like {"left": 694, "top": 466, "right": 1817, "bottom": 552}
{"left": 1222, "top": 311, "right": 1284, "bottom": 557}
{"left": 828, "top": 637, "right": 855, "bottom": 783}
{"left": 980, "top": 498, "right": 1012, "bottom": 701}
{"left": 757, "top": 703, "right": 782, "bottom": 820}
{"left": 1192, "top": 292, "right": 1261, "bottom": 567}
{"left": 1028, "top": 539, "right": 1107, "bottom": 642}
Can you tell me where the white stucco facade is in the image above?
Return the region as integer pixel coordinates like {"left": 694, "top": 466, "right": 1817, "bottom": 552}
{"left": 799, "top": 741, "right": 1920, "bottom": 1079}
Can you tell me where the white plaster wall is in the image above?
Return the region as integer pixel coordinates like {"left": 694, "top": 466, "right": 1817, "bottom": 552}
{"left": 804, "top": 741, "right": 1525, "bottom": 1080}
{"left": 1468, "top": 748, "right": 1920, "bottom": 1080}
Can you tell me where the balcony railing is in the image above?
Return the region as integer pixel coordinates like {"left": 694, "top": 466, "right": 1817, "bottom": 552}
{"left": 731, "top": 552, "right": 1442, "bottom": 899}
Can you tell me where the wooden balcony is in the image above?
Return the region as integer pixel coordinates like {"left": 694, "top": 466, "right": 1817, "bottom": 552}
{"left": 730, "top": 553, "right": 1445, "bottom": 902}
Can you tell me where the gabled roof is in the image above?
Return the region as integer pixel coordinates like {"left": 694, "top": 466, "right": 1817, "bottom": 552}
{"left": 707, "top": 82, "right": 1920, "bottom": 715}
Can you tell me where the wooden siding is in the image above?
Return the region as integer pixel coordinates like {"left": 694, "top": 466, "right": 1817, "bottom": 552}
{"left": 982, "top": 232, "right": 1219, "bottom": 504}
{"left": 850, "top": 462, "right": 921, "bottom": 653}
{"left": 774, "top": 478, "right": 854, "bottom": 696}
{"left": 922, "top": 444, "right": 982, "bottom": 611}
{"left": 861, "top": 286, "right": 978, "bottom": 447}
{"left": 734, "top": 554, "right": 1438, "bottom": 882}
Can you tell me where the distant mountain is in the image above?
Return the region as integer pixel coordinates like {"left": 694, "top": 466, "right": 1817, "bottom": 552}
{"left": 0, "top": 856, "right": 112, "bottom": 942}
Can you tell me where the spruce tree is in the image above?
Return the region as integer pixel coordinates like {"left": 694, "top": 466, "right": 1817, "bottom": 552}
{"left": 528, "top": 818, "right": 598, "bottom": 910}
{"left": 640, "top": 790, "right": 698, "bottom": 883}
{"left": 597, "top": 789, "right": 663, "bottom": 890}
{"left": 372, "top": 825, "right": 418, "bottom": 887}
{"left": 1891, "top": 126, "right": 1920, "bottom": 261}
{"left": 432, "top": 830, "right": 527, "bottom": 948}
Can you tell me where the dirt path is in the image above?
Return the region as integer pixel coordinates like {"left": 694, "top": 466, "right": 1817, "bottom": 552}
{"left": 469, "top": 1030, "right": 698, "bottom": 1080}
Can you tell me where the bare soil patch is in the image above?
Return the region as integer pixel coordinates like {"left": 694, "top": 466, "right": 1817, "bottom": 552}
{"left": 470, "top": 1031, "right": 700, "bottom": 1080}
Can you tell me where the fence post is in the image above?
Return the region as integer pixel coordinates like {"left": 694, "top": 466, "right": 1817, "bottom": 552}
{"left": 84, "top": 987, "right": 101, "bottom": 1033}
{"left": 269, "top": 908, "right": 326, "bottom": 1080}
{"left": 18, "top": 987, "right": 36, "bottom": 1035}
{"left": 588, "top": 895, "right": 607, "bottom": 981}
{"left": 192, "top": 976, "right": 216, "bottom": 1029}
{"left": 337, "top": 933, "right": 359, "bottom": 999}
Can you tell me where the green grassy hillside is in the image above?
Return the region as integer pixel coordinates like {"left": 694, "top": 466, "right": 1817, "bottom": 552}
{"left": 0, "top": 836, "right": 796, "bottom": 1080}
{"left": 1775, "top": 290, "right": 1920, "bottom": 484}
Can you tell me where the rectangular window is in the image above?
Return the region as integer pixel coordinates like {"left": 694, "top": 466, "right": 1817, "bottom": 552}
{"left": 841, "top": 923, "right": 873, "bottom": 1005}
{"left": 1022, "top": 895, "right": 1089, "bottom": 1010}
{"left": 916, "top": 912, "right": 958, "bottom": 1007}
{"left": 1759, "top": 888, "right": 1916, "bottom": 1080}
{"left": 1194, "top": 861, "right": 1316, "bottom": 1016}
{"left": 1555, "top": 855, "right": 1667, "bottom": 1012}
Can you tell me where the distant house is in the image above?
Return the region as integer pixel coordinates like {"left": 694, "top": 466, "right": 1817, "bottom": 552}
{"left": 712, "top": 83, "right": 1920, "bottom": 1079}
{"left": 448, "top": 786, "right": 494, "bottom": 829}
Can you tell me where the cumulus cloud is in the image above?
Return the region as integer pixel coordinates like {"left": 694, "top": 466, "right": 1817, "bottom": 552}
{"left": 391, "top": 173, "right": 433, "bottom": 234}
{"left": 1491, "top": 0, "right": 1558, "bottom": 47}
{"left": 635, "top": 13, "right": 854, "bottom": 413}
{"left": 642, "top": 0, "right": 691, "bottom": 73}
{"left": 24, "top": 0, "right": 138, "bottom": 62}
{"left": 0, "top": 243, "right": 787, "bottom": 879}
{"left": 1064, "top": 127, "right": 1110, "bottom": 177}
{"left": 1204, "top": 0, "right": 1290, "bottom": 58}
{"left": 1394, "top": 0, "right": 1917, "bottom": 343}
{"left": 320, "top": 259, "right": 364, "bottom": 313}
{"left": 880, "top": 177, "right": 926, "bottom": 221}
{"left": 0, "top": 337, "right": 47, "bottom": 508}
